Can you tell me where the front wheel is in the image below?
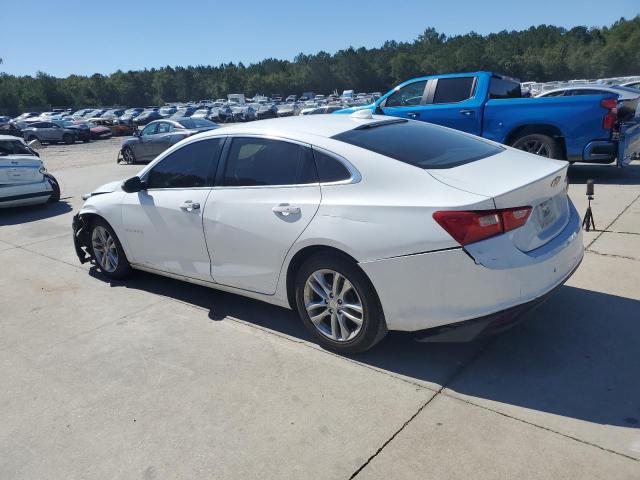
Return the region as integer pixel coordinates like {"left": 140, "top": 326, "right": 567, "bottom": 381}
{"left": 89, "top": 219, "right": 131, "bottom": 279}
{"left": 121, "top": 146, "right": 136, "bottom": 164}
{"left": 295, "top": 253, "right": 387, "bottom": 354}
{"left": 511, "top": 134, "right": 562, "bottom": 159}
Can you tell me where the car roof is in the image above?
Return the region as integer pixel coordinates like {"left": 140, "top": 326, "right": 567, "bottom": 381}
{"left": 201, "top": 114, "right": 388, "bottom": 140}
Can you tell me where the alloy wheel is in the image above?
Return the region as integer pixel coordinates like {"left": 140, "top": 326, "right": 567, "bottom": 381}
{"left": 122, "top": 148, "right": 135, "bottom": 164}
{"left": 303, "top": 269, "right": 364, "bottom": 342}
{"left": 91, "top": 226, "right": 118, "bottom": 273}
{"left": 518, "top": 139, "right": 550, "bottom": 157}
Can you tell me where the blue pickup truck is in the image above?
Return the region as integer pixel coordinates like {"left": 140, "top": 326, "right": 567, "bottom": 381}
{"left": 337, "top": 72, "right": 640, "bottom": 166}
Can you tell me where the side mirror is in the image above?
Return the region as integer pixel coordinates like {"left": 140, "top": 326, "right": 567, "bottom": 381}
{"left": 122, "top": 176, "right": 146, "bottom": 193}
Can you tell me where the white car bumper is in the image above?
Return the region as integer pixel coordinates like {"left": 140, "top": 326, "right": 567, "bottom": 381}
{"left": 0, "top": 179, "right": 53, "bottom": 208}
{"left": 360, "top": 203, "right": 584, "bottom": 332}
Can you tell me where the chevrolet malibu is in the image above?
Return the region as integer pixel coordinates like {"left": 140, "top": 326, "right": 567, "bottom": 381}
{"left": 72, "top": 113, "right": 583, "bottom": 353}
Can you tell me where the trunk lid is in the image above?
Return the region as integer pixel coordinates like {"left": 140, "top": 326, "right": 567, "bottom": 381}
{"left": 427, "top": 148, "right": 570, "bottom": 252}
{"left": 0, "top": 155, "right": 44, "bottom": 185}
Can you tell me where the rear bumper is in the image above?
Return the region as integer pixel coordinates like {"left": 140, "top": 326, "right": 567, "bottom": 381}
{"left": 414, "top": 257, "right": 581, "bottom": 342}
{"left": 582, "top": 140, "right": 617, "bottom": 163}
{"left": 360, "top": 202, "right": 584, "bottom": 332}
{"left": 0, "top": 179, "right": 53, "bottom": 208}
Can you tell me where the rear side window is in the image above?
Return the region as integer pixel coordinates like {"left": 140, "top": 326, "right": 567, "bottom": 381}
{"left": 313, "top": 149, "right": 351, "bottom": 182}
{"left": 489, "top": 77, "right": 522, "bottom": 99}
{"left": 432, "top": 77, "right": 476, "bottom": 104}
{"left": 223, "top": 137, "right": 317, "bottom": 186}
{"left": 146, "top": 138, "right": 223, "bottom": 189}
{"left": 332, "top": 120, "right": 503, "bottom": 169}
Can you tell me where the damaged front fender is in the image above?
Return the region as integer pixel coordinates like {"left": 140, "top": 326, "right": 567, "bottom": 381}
{"left": 72, "top": 213, "right": 92, "bottom": 264}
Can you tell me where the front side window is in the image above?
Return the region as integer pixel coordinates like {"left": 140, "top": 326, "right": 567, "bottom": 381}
{"left": 156, "top": 122, "right": 172, "bottom": 134}
{"left": 141, "top": 123, "right": 158, "bottom": 136}
{"left": 223, "top": 137, "right": 317, "bottom": 187}
{"left": 146, "top": 138, "right": 224, "bottom": 189}
{"left": 432, "top": 77, "right": 476, "bottom": 104}
{"left": 385, "top": 81, "right": 427, "bottom": 108}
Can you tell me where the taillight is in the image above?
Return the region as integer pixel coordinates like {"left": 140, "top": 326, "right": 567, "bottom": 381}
{"left": 433, "top": 206, "right": 532, "bottom": 246}
{"left": 601, "top": 98, "right": 618, "bottom": 130}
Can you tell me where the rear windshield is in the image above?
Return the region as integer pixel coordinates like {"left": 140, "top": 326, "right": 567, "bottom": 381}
{"left": 178, "top": 118, "right": 216, "bottom": 128}
{"left": 0, "top": 140, "right": 33, "bottom": 155}
{"left": 332, "top": 120, "right": 503, "bottom": 169}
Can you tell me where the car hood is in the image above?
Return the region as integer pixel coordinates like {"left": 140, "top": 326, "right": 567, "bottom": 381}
{"left": 83, "top": 180, "right": 122, "bottom": 200}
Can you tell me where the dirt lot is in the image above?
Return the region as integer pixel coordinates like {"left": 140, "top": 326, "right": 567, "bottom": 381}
{"left": 1, "top": 140, "right": 639, "bottom": 479}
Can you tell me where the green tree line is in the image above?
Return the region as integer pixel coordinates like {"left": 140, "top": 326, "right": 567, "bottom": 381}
{"left": 1, "top": 17, "right": 639, "bottom": 115}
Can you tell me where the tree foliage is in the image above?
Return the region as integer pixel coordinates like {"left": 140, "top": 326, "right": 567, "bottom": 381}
{"left": 1, "top": 17, "right": 639, "bottom": 115}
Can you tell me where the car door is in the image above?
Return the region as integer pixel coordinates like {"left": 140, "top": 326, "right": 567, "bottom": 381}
{"left": 39, "top": 122, "right": 60, "bottom": 141}
{"left": 418, "top": 76, "right": 484, "bottom": 135}
{"left": 203, "top": 136, "right": 321, "bottom": 294}
{"left": 134, "top": 122, "right": 160, "bottom": 162}
{"left": 152, "top": 121, "right": 175, "bottom": 158}
{"left": 120, "top": 137, "right": 225, "bottom": 280}
{"left": 380, "top": 79, "right": 429, "bottom": 120}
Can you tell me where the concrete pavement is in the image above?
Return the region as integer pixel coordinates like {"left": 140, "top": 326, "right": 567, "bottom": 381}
{"left": 1, "top": 141, "right": 639, "bottom": 479}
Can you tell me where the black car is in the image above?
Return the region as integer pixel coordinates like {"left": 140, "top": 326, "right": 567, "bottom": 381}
{"left": 118, "top": 117, "right": 219, "bottom": 164}
{"left": 133, "top": 109, "right": 162, "bottom": 126}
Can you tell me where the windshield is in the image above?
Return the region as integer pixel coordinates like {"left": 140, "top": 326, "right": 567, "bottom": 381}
{"left": 177, "top": 118, "right": 215, "bottom": 128}
{"left": 333, "top": 120, "right": 503, "bottom": 169}
{"left": 0, "top": 139, "right": 33, "bottom": 156}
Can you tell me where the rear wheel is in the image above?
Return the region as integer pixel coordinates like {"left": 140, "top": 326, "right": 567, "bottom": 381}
{"left": 295, "top": 253, "right": 387, "bottom": 354}
{"left": 511, "top": 134, "right": 562, "bottom": 159}
{"left": 63, "top": 133, "right": 74, "bottom": 145}
{"left": 44, "top": 173, "right": 60, "bottom": 203}
{"left": 121, "top": 146, "right": 136, "bottom": 164}
{"left": 89, "top": 219, "right": 131, "bottom": 279}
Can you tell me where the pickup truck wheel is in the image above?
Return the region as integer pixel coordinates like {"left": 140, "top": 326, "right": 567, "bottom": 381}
{"left": 511, "top": 134, "right": 562, "bottom": 159}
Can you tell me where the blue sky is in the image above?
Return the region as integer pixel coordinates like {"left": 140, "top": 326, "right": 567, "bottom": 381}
{"left": 1, "top": 0, "right": 637, "bottom": 77}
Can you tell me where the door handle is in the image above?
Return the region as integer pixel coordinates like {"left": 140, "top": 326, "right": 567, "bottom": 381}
{"left": 460, "top": 109, "right": 474, "bottom": 116}
{"left": 272, "top": 203, "right": 301, "bottom": 216}
{"left": 407, "top": 112, "right": 419, "bottom": 119}
{"left": 180, "top": 200, "right": 200, "bottom": 212}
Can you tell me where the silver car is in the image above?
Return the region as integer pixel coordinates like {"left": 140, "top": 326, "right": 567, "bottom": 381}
{"left": 22, "top": 121, "right": 76, "bottom": 144}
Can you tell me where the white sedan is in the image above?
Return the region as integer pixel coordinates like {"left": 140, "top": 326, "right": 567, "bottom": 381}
{"left": 0, "top": 135, "right": 60, "bottom": 208}
{"left": 72, "top": 113, "right": 583, "bottom": 353}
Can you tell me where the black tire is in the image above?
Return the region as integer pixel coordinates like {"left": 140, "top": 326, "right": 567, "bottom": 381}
{"left": 63, "top": 133, "right": 74, "bottom": 145}
{"left": 511, "top": 133, "right": 562, "bottom": 159}
{"left": 89, "top": 218, "right": 132, "bottom": 279}
{"left": 121, "top": 146, "right": 136, "bottom": 164}
{"left": 295, "top": 253, "right": 387, "bottom": 354}
{"left": 44, "top": 173, "right": 60, "bottom": 203}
